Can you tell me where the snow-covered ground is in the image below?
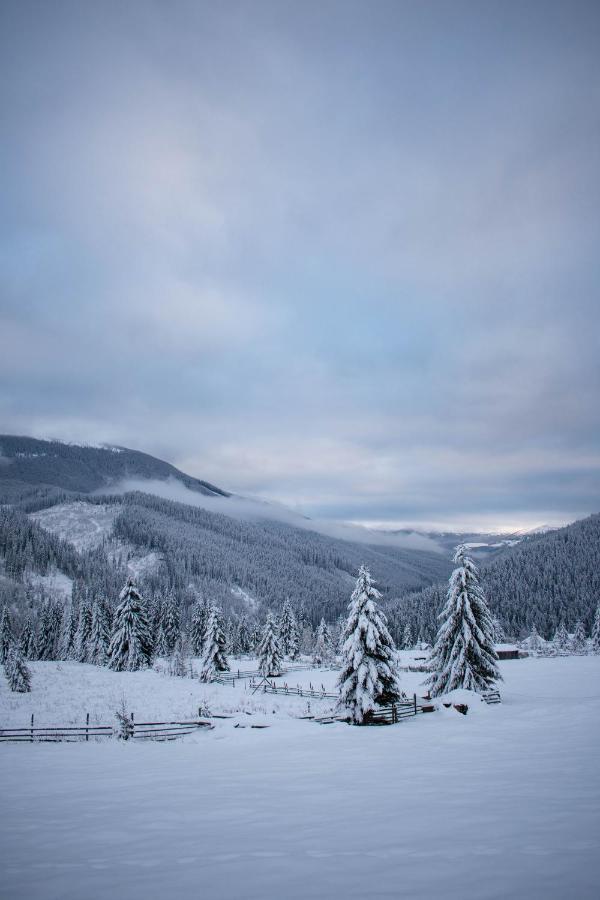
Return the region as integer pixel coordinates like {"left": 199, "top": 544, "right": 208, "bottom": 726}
{"left": 29, "top": 501, "right": 163, "bottom": 578}
{"left": 30, "top": 502, "right": 119, "bottom": 552}
{"left": 1, "top": 655, "right": 599, "bottom": 899}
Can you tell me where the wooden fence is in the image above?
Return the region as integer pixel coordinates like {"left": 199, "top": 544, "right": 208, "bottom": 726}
{"left": 249, "top": 678, "right": 338, "bottom": 700}
{"left": 0, "top": 713, "right": 213, "bottom": 743}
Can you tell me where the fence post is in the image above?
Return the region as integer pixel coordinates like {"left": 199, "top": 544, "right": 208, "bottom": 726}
{"left": 413, "top": 694, "right": 417, "bottom": 715}
{"left": 30, "top": 713, "right": 34, "bottom": 743}
{"left": 86, "top": 712, "right": 90, "bottom": 742}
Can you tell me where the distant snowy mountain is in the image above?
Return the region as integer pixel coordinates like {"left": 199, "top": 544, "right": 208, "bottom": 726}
{"left": 0, "top": 435, "right": 452, "bottom": 628}
{"left": 0, "top": 435, "right": 228, "bottom": 500}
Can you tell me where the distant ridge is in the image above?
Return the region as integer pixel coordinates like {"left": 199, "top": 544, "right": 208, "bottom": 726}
{"left": 0, "top": 435, "right": 229, "bottom": 500}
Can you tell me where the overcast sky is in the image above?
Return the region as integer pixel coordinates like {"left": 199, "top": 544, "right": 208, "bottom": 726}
{"left": 1, "top": 1, "right": 599, "bottom": 531}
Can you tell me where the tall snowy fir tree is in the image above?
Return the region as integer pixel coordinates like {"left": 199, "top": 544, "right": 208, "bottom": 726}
{"left": 570, "top": 621, "right": 587, "bottom": 653}
{"left": 161, "top": 594, "right": 181, "bottom": 654}
{"left": 427, "top": 546, "right": 501, "bottom": 697}
{"left": 529, "top": 624, "right": 541, "bottom": 653}
{"left": 108, "top": 579, "right": 153, "bottom": 672}
{"left": 88, "top": 600, "right": 111, "bottom": 665}
{"left": 37, "top": 601, "right": 60, "bottom": 661}
{"left": 402, "top": 622, "right": 414, "bottom": 650}
{"left": 592, "top": 604, "right": 600, "bottom": 653}
{"left": 257, "top": 612, "right": 284, "bottom": 677}
{"left": 0, "top": 606, "right": 13, "bottom": 663}
{"left": 19, "top": 618, "right": 37, "bottom": 660}
{"left": 200, "top": 606, "right": 229, "bottom": 682}
{"left": 189, "top": 598, "right": 210, "bottom": 656}
{"left": 74, "top": 601, "right": 93, "bottom": 662}
{"left": 278, "top": 600, "right": 300, "bottom": 659}
{"left": 59, "top": 602, "right": 78, "bottom": 660}
{"left": 4, "top": 643, "right": 31, "bottom": 692}
{"left": 553, "top": 622, "right": 569, "bottom": 651}
{"left": 313, "top": 618, "right": 333, "bottom": 665}
{"left": 337, "top": 566, "right": 402, "bottom": 724}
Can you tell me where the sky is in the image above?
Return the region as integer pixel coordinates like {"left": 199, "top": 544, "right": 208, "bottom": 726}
{"left": 1, "top": 0, "right": 599, "bottom": 532}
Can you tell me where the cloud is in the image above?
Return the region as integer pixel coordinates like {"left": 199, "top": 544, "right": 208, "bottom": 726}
{"left": 103, "top": 477, "right": 442, "bottom": 552}
{"left": 1, "top": 1, "right": 599, "bottom": 530}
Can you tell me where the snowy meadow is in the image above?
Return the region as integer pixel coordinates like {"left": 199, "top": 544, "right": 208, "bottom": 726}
{"left": 2, "top": 654, "right": 599, "bottom": 900}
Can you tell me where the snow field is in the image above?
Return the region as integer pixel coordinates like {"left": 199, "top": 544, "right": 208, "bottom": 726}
{"left": 1, "top": 656, "right": 599, "bottom": 899}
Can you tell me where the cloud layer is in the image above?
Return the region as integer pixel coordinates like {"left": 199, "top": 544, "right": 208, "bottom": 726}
{"left": 1, "top": 1, "right": 599, "bottom": 530}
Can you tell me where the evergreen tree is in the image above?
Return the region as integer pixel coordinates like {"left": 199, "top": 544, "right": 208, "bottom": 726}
{"left": 313, "top": 618, "right": 333, "bottom": 666}
{"left": 74, "top": 601, "right": 93, "bottom": 662}
{"left": 553, "top": 622, "right": 570, "bottom": 651}
{"left": 278, "top": 600, "right": 300, "bottom": 659}
{"left": 529, "top": 624, "right": 541, "bottom": 653}
{"left": 492, "top": 617, "right": 506, "bottom": 643}
{"left": 236, "top": 615, "right": 252, "bottom": 655}
{"left": 169, "top": 637, "right": 188, "bottom": 677}
{"left": 4, "top": 642, "right": 32, "bottom": 692}
{"left": 427, "top": 546, "right": 501, "bottom": 697}
{"left": 570, "top": 621, "right": 587, "bottom": 653}
{"left": 591, "top": 604, "right": 600, "bottom": 653}
{"left": 19, "top": 618, "right": 37, "bottom": 660}
{"left": 402, "top": 622, "right": 414, "bottom": 650}
{"left": 161, "top": 594, "right": 181, "bottom": 654}
{"left": 337, "top": 566, "right": 402, "bottom": 723}
{"left": 200, "top": 606, "right": 230, "bottom": 681}
{"left": 257, "top": 612, "right": 284, "bottom": 677}
{"left": 154, "top": 623, "right": 169, "bottom": 657}
{"left": 59, "top": 602, "right": 78, "bottom": 660}
{"left": 88, "top": 600, "right": 111, "bottom": 665}
{"left": 0, "top": 606, "right": 13, "bottom": 664}
{"left": 189, "top": 597, "right": 211, "bottom": 657}
{"left": 108, "top": 579, "right": 153, "bottom": 671}
{"left": 37, "top": 601, "right": 60, "bottom": 660}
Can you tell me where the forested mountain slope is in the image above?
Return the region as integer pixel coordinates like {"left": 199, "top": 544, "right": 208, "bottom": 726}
{"left": 0, "top": 435, "right": 228, "bottom": 499}
{"left": 387, "top": 514, "right": 600, "bottom": 642}
{"left": 0, "top": 437, "right": 452, "bottom": 628}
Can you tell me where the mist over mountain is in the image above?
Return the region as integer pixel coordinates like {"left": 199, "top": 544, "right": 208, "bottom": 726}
{"left": 0, "top": 435, "right": 452, "bottom": 628}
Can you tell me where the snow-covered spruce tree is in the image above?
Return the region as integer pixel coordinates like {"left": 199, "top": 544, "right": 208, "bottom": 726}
{"left": 0, "top": 606, "right": 13, "bottom": 664}
{"left": 492, "top": 617, "right": 506, "bottom": 644}
{"left": 108, "top": 579, "right": 153, "bottom": 672}
{"left": 4, "top": 643, "right": 31, "bottom": 692}
{"left": 36, "top": 601, "right": 60, "bottom": 660}
{"left": 427, "top": 546, "right": 501, "bottom": 697}
{"left": 161, "top": 594, "right": 181, "bottom": 654}
{"left": 313, "top": 618, "right": 333, "bottom": 666}
{"left": 278, "top": 600, "right": 300, "bottom": 659}
{"left": 257, "top": 612, "right": 284, "bottom": 677}
{"left": 74, "top": 601, "right": 93, "bottom": 662}
{"left": 592, "top": 605, "right": 600, "bottom": 653}
{"left": 189, "top": 598, "right": 210, "bottom": 656}
{"left": 336, "top": 566, "right": 402, "bottom": 724}
{"left": 236, "top": 615, "right": 252, "bottom": 655}
{"left": 570, "top": 621, "right": 587, "bottom": 653}
{"left": 19, "top": 618, "right": 37, "bottom": 660}
{"left": 199, "top": 606, "right": 230, "bottom": 682}
{"left": 88, "top": 600, "right": 111, "bottom": 665}
{"left": 154, "top": 623, "right": 169, "bottom": 657}
{"left": 529, "top": 625, "right": 541, "bottom": 653}
{"left": 169, "top": 637, "right": 188, "bottom": 677}
{"left": 402, "top": 622, "right": 414, "bottom": 650}
{"left": 553, "top": 622, "right": 570, "bottom": 652}
{"left": 59, "top": 602, "right": 78, "bottom": 660}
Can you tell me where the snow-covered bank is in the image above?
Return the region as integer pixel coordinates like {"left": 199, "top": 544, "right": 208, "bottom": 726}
{"left": 1, "top": 656, "right": 599, "bottom": 899}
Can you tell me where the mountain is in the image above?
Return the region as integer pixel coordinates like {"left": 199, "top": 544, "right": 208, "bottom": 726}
{"left": 0, "top": 435, "right": 452, "bottom": 630}
{"left": 0, "top": 435, "right": 229, "bottom": 501}
{"left": 387, "top": 514, "right": 600, "bottom": 643}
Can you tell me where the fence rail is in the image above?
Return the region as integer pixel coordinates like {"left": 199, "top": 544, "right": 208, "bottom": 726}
{"left": 250, "top": 680, "right": 338, "bottom": 700}
{"left": 0, "top": 713, "right": 213, "bottom": 743}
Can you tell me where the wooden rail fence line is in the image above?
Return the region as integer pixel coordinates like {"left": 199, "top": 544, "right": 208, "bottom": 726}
{"left": 0, "top": 713, "right": 213, "bottom": 743}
